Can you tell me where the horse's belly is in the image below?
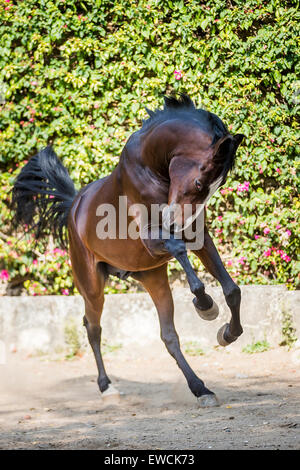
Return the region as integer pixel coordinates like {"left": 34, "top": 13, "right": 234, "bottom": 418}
{"left": 92, "top": 236, "right": 170, "bottom": 271}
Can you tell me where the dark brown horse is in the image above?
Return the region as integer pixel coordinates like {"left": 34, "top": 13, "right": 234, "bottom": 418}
{"left": 12, "top": 94, "right": 244, "bottom": 407}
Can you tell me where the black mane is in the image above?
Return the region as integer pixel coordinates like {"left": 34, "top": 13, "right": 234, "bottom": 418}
{"left": 142, "top": 93, "right": 229, "bottom": 144}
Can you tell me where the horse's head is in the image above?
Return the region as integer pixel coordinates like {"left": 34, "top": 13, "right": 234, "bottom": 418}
{"left": 140, "top": 95, "right": 244, "bottom": 231}
{"left": 163, "top": 130, "right": 244, "bottom": 230}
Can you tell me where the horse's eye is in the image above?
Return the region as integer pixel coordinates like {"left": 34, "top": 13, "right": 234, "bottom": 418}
{"left": 194, "top": 179, "right": 203, "bottom": 192}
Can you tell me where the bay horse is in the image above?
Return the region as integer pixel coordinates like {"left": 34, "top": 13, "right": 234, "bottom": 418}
{"left": 12, "top": 94, "right": 244, "bottom": 407}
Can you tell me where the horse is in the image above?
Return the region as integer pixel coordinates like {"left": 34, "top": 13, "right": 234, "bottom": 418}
{"left": 12, "top": 94, "right": 244, "bottom": 407}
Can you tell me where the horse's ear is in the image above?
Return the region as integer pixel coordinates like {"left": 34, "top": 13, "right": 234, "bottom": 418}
{"left": 213, "top": 134, "right": 245, "bottom": 163}
{"left": 213, "top": 135, "right": 234, "bottom": 162}
{"left": 233, "top": 133, "right": 245, "bottom": 149}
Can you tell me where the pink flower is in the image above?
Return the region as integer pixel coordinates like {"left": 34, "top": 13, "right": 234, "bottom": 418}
{"left": 263, "top": 249, "right": 271, "bottom": 257}
{"left": 263, "top": 227, "right": 270, "bottom": 235}
{"left": 270, "top": 249, "right": 291, "bottom": 263}
{"left": 33, "top": 259, "right": 38, "bottom": 265}
{"left": 237, "top": 181, "right": 250, "bottom": 193}
{"left": 62, "top": 289, "right": 69, "bottom": 295}
{"left": 277, "top": 250, "right": 291, "bottom": 262}
{"left": 220, "top": 187, "right": 234, "bottom": 195}
{"left": 227, "top": 260, "right": 233, "bottom": 266}
{"left": 0, "top": 270, "right": 9, "bottom": 281}
{"left": 217, "top": 216, "right": 223, "bottom": 221}
{"left": 31, "top": 81, "right": 38, "bottom": 86}
{"left": 254, "top": 235, "right": 260, "bottom": 239}
{"left": 285, "top": 230, "right": 291, "bottom": 237}
{"left": 237, "top": 256, "right": 246, "bottom": 265}
{"left": 276, "top": 168, "right": 281, "bottom": 174}
{"left": 174, "top": 69, "right": 183, "bottom": 80}
{"left": 276, "top": 224, "right": 281, "bottom": 229}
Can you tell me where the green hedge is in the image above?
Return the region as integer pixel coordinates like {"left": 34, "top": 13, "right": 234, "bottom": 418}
{"left": 0, "top": 0, "right": 299, "bottom": 295}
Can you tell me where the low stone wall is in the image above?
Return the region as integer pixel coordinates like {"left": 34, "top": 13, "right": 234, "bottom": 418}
{"left": 0, "top": 286, "right": 299, "bottom": 355}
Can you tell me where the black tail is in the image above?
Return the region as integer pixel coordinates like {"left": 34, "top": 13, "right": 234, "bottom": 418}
{"left": 11, "top": 146, "right": 78, "bottom": 247}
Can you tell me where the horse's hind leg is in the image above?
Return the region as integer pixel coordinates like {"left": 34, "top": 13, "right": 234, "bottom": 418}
{"left": 83, "top": 290, "right": 111, "bottom": 395}
{"left": 132, "top": 264, "right": 219, "bottom": 407}
{"left": 69, "top": 232, "right": 117, "bottom": 398}
{"left": 81, "top": 270, "right": 119, "bottom": 397}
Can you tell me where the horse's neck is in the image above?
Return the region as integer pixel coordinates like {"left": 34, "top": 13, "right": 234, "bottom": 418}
{"left": 119, "top": 139, "right": 169, "bottom": 205}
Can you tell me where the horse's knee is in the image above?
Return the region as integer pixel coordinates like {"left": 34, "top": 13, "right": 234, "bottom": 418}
{"left": 84, "top": 317, "right": 102, "bottom": 342}
{"left": 161, "top": 330, "right": 178, "bottom": 345}
{"left": 161, "top": 330, "right": 180, "bottom": 355}
{"left": 225, "top": 284, "right": 241, "bottom": 307}
{"left": 164, "top": 238, "right": 186, "bottom": 257}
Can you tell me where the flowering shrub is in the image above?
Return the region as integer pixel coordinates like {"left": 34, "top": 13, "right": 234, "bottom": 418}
{"left": 0, "top": 0, "right": 299, "bottom": 294}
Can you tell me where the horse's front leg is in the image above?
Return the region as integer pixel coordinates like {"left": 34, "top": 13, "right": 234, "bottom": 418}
{"left": 132, "top": 264, "right": 219, "bottom": 407}
{"left": 162, "top": 233, "right": 219, "bottom": 319}
{"left": 193, "top": 227, "right": 243, "bottom": 346}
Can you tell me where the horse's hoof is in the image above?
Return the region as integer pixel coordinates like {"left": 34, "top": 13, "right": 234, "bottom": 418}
{"left": 193, "top": 298, "right": 219, "bottom": 321}
{"left": 101, "top": 384, "right": 121, "bottom": 403}
{"left": 217, "top": 323, "right": 238, "bottom": 347}
{"left": 197, "top": 393, "right": 219, "bottom": 408}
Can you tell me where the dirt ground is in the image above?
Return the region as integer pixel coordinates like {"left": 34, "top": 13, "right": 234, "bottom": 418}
{"left": 0, "top": 345, "right": 299, "bottom": 450}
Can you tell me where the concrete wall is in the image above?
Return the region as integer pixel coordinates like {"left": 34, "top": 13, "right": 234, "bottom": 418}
{"left": 0, "top": 286, "right": 299, "bottom": 355}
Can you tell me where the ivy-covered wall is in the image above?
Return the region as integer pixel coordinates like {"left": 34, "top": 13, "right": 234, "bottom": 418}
{"left": 0, "top": 0, "right": 299, "bottom": 295}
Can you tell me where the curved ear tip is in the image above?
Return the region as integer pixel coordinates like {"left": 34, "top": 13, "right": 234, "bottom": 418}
{"left": 234, "top": 134, "right": 245, "bottom": 145}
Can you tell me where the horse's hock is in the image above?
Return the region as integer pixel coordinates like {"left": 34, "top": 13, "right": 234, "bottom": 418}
{"left": 0, "top": 286, "right": 299, "bottom": 355}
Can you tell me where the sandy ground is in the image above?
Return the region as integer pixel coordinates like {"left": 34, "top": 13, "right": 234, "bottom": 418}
{"left": 0, "top": 345, "right": 299, "bottom": 450}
